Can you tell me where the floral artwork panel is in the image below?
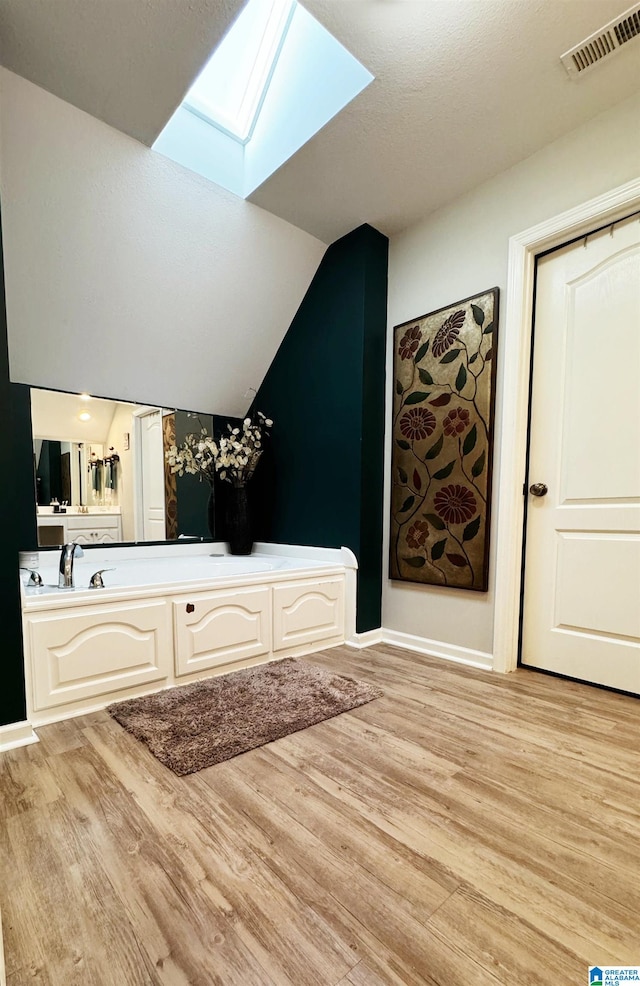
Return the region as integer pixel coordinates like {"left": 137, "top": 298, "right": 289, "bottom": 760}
{"left": 390, "top": 288, "right": 499, "bottom": 590}
{"left": 162, "top": 412, "right": 178, "bottom": 540}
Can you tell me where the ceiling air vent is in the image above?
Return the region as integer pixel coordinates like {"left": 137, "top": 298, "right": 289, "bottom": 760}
{"left": 561, "top": 2, "right": 640, "bottom": 77}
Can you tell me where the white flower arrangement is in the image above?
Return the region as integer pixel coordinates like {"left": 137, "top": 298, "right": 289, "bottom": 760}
{"left": 166, "top": 411, "right": 273, "bottom": 488}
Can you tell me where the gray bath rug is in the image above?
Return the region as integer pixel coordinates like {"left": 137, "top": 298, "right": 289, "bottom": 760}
{"left": 107, "top": 657, "right": 383, "bottom": 775}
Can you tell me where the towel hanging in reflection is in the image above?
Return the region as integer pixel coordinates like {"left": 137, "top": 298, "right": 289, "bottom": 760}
{"left": 89, "top": 458, "right": 103, "bottom": 494}
{"left": 104, "top": 449, "right": 119, "bottom": 491}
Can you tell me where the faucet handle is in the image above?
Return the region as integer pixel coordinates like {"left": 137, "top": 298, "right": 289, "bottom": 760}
{"left": 21, "top": 569, "right": 43, "bottom": 586}
{"left": 72, "top": 543, "right": 84, "bottom": 558}
{"left": 89, "top": 568, "right": 114, "bottom": 589}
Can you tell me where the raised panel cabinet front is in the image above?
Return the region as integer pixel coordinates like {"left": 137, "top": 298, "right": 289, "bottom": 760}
{"left": 64, "top": 514, "right": 120, "bottom": 530}
{"left": 27, "top": 599, "right": 171, "bottom": 711}
{"left": 173, "top": 586, "right": 271, "bottom": 677}
{"left": 65, "top": 529, "right": 116, "bottom": 545}
{"left": 66, "top": 517, "right": 122, "bottom": 544}
{"left": 272, "top": 577, "right": 345, "bottom": 652}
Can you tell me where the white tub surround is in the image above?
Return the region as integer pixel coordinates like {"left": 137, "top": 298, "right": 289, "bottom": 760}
{"left": 21, "top": 542, "right": 356, "bottom": 728}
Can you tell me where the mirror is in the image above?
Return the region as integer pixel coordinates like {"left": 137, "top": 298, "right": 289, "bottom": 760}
{"left": 31, "top": 388, "right": 216, "bottom": 546}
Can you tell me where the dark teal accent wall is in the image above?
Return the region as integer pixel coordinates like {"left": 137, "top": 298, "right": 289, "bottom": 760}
{"left": 252, "top": 224, "right": 388, "bottom": 632}
{"left": 0, "top": 211, "right": 31, "bottom": 726}
{"left": 174, "top": 411, "right": 214, "bottom": 539}
{"left": 11, "top": 383, "right": 38, "bottom": 553}
{"left": 35, "top": 440, "right": 62, "bottom": 505}
{"left": 173, "top": 412, "right": 243, "bottom": 540}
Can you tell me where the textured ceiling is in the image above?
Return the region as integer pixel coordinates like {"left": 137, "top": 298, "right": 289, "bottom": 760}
{"left": 0, "top": 0, "right": 244, "bottom": 146}
{"left": 1, "top": 0, "right": 639, "bottom": 241}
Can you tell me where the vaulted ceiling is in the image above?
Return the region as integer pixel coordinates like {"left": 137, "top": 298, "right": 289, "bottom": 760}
{"left": 0, "top": 0, "right": 638, "bottom": 242}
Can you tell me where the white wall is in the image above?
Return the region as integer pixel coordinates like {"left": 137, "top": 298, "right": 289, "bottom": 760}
{"left": 105, "top": 404, "right": 135, "bottom": 541}
{"left": 0, "top": 68, "right": 326, "bottom": 418}
{"left": 384, "top": 90, "right": 640, "bottom": 660}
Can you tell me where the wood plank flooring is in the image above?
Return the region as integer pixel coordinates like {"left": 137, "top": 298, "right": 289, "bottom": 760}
{"left": 1, "top": 644, "right": 639, "bottom": 985}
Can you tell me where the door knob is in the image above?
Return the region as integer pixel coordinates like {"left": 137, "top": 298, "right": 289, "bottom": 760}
{"left": 529, "top": 483, "right": 548, "bottom": 497}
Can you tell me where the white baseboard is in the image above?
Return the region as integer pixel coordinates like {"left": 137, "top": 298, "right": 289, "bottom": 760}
{"left": 0, "top": 719, "right": 39, "bottom": 753}
{"left": 382, "top": 628, "right": 493, "bottom": 669}
{"left": 347, "top": 628, "right": 385, "bottom": 649}
{"left": 348, "top": 627, "right": 493, "bottom": 670}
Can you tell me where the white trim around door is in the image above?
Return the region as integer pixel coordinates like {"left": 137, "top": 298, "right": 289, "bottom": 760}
{"left": 493, "top": 177, "right": 640, "bottom": 673}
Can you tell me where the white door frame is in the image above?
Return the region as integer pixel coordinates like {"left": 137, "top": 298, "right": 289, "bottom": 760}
{"left": 131, "top": 406, "right": 165, "bottom": 542}
{"left": 493, "top": 177, "right": 640, "bottom": 673}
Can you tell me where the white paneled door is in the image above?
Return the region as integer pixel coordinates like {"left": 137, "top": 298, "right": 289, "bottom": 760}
{"left": 140, "top": 409, "right": 167, "bottom": 541}
{"left": 521, "top": 215, "right": 640, "bottom": 693}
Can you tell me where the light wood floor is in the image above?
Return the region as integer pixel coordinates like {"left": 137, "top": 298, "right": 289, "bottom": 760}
{"left": 1, "top": 644, "right": 639, "bottom": 985}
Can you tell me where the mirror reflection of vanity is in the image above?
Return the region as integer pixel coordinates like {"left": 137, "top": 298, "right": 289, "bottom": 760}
{"left": 31, "top": 388, "right": 216, "bottom": 547}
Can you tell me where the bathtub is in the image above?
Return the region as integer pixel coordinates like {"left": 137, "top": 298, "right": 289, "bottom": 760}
{"left": 21, "top": 542, "right": 357, "bottom": 729}
{"left": 23, "top": 545, "right": 339, "bottom": 597}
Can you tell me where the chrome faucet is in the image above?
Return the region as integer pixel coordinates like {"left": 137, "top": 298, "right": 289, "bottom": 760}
{"left": 59, "top": 543, "right": 84, "bottom": 588}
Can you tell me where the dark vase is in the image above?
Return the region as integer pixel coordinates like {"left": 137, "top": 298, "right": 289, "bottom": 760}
{"left": 207, "top": 487, "right": 215, "bottom": 539}
{"left": 226, "top": 484, "right": 252, "bottom": 555}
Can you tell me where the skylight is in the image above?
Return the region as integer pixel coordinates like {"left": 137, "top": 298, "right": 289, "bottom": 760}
{"left": 153, "top": 0, "right": 374, "bottom": 199}
{"left": 184, "top": 0, "right": 294, "bottom": 143}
